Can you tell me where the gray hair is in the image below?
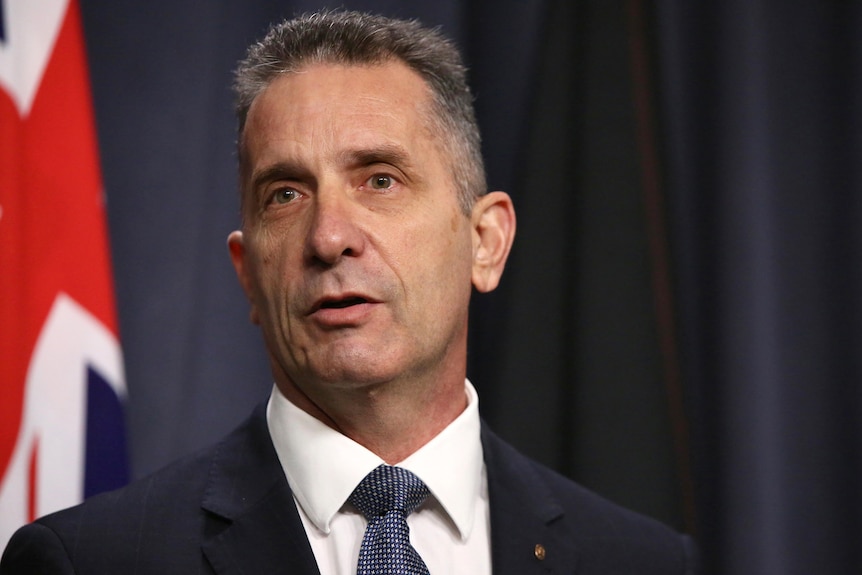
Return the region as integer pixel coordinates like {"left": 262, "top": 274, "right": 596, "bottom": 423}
{"left": 234, "top": 10, "right": 485, "bottom": 213}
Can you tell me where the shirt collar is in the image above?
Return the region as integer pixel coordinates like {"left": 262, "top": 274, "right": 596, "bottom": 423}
{"left": 266, "top": 380, "right": 484, "bottom": 541}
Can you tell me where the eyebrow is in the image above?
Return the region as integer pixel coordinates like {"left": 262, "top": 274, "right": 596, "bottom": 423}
{"left": 250, "top": 143, "right": 418, "bottom": 193}
{"left": 249, "top": 161, "right": 312, "bottom": 196}
{"left": 339, "top": 143, "right": 414, "bottom": 172}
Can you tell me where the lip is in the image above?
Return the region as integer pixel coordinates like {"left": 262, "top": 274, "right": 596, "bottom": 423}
{"left": 308, "top": 293, "right": 380, "bottom": 326}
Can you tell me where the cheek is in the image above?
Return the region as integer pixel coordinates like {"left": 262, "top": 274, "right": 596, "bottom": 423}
{"left": 251, "top": 222, "right": 296, "bottom": 267}
{"left": 245, "top": 233, "right": 287, "bottom": 295}
{"left": 414, "top": 224, "right": 473, "bottom": 295}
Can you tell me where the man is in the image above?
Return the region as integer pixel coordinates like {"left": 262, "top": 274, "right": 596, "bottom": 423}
{"left": 1, "top": 10, "right": 698, "bottom": 574}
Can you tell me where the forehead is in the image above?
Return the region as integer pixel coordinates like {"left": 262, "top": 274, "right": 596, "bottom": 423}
{"left": 241, "top": 62, "right": 437, "bottom": 170}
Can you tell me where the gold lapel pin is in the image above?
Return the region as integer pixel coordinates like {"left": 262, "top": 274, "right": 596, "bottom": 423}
{"left": 534, "top": 543, "right": 546, "bottom": 561}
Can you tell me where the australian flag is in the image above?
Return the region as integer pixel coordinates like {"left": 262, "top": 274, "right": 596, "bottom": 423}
{"left": 0, "top": 0, "right": 129, "bottom": 550}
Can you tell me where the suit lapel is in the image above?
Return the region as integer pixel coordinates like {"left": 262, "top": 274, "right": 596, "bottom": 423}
{"left": 200, "top": 405, "right": 320, "bottom": 575}
{"left": 482, "top": 425, "right": 579, "bottom": 575}
{"left": 194, "top": 408, "right": 579, "bottom": 574}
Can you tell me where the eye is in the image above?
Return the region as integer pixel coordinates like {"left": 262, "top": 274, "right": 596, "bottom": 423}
{"left": 271, "top": 187, "right": 300, "bottom": 205}
{"left": 368, "top": 174, "right": 394, "bottom": 190}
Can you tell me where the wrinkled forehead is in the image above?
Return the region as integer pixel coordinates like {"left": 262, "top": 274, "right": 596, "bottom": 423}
{"left": 237, "top": 62, "right": 444, "bottom": 194}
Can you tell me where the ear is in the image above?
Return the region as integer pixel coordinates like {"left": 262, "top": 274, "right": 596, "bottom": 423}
{"left": 227, "top": 230, "right": 261, "bottom": 325}
{"left": 471, "top": 191, "right": 516, "bottom": 293}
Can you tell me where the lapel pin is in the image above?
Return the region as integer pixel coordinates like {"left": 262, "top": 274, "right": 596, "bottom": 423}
{"left": 534, "top": 543, "right": 546, "bottom": 561}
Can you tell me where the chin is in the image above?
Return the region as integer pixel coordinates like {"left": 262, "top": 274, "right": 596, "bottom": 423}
{"left": 314, "top": 365, "right": 404, "bottom": 389}
{"left": 306, "top": 345, "right": 409, "bottom": 387}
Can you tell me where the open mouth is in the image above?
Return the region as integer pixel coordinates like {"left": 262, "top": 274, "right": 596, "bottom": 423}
{"left": 318, "top": 297, "right": 368, "bottom": 310}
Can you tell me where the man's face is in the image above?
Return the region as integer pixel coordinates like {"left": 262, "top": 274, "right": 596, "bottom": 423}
{"left": 230, "top": 62, "right": 477, "bottom": 399}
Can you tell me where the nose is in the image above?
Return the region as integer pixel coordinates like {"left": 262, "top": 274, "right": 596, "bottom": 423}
{"left": 304, "top": 188, "right": 365, "bottom": 265}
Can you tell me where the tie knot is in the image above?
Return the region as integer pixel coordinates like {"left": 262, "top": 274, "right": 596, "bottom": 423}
{"left": 349, "top": 465, "right": 430, "bottom": 519}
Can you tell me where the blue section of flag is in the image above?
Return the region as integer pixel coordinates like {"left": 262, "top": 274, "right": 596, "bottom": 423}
{"left": 0, "top": 0, "right": 5, "bottom": 43}
{"left": 84, "top": 366, "right": 129, "bottom": 498}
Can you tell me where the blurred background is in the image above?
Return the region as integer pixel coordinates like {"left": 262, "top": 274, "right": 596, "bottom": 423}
{"left": 71, "top": 0, "right": 862, "bottom": 573}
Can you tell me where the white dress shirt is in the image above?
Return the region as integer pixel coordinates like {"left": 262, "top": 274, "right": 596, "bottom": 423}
{"left": 266, "top": 380, "right": 491, "bottom": 575}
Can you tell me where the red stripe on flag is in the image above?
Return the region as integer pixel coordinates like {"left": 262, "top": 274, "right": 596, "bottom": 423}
{"left": 27, "top": 439, "right": 38, "bottom": 524}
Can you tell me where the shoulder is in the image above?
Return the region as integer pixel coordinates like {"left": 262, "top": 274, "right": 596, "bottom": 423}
{"left": 481, "top": 425, "right": 700, "bottom": 574}
{"left": 50, "top": 439, "right": 218, "bottom": 529}
{"left": 1, "top": 405, "right": 274, "bottom": 574}
{"left": 1, "top": 442, "right": 220, "bottom": 574}
{"left": 1, "top": 522, "right": 74, "bottom": 574}
{"left": 0, "top": 449, "right": 206, "bottom": 574}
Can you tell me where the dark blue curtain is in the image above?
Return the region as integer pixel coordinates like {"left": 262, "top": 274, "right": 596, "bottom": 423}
{"left": 658, "top": 1, "right": 862, "bottom": 573}
{"left": 78, "top": 1, "right": 861, "bottom": 573}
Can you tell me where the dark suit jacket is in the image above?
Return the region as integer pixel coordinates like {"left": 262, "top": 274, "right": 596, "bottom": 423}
{"left": 1, "top": 404, "right": 699, "bottom": 574}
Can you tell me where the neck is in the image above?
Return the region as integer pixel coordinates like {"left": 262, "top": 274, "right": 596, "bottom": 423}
{"left": 276, "top": 372, "right": 467, "bottom": 464}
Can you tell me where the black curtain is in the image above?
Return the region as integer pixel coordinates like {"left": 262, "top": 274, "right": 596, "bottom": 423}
{"left": 657, "top": 1, "right": 862, "bottom": 573}
{"left": 79, "top": 1, "right": 862, "bottom": 573}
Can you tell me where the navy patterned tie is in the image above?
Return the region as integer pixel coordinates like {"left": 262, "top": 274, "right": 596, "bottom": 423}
{"left": 349, "top": 465, "right": 431, "bottom": 575}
